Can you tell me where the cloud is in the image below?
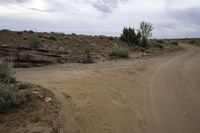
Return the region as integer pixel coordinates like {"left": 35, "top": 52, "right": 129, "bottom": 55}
{"left": 27, "top": 7, "right": 55, "bottom": 12}
{"left": 0, "top": 0, "right": 28, "bottom": 4}
{"left": 93, "top": 0, "right": 128, "bottom": 13}
{"left": 168, "top": 5, "right": 200, "bottom": 25}
{"left": 0, "top": 0, "right": 200, "bottom": 38}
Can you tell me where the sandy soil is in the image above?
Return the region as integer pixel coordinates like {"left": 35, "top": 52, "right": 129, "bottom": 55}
{"left": 16, "top": 44, "right": 200, "bottom": 133}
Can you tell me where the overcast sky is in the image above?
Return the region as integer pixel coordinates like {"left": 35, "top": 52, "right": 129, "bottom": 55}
{"left": 0, "top": 0, "right": 199, "bottom": 38}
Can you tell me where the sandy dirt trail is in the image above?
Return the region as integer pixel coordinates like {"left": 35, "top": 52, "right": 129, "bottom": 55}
{"left": 16, "top": 44, "right": 200, "bottom": 133}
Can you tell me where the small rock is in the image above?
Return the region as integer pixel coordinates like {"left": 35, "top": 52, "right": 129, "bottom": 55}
{"left": 45, "top": 97, "right": 52, "bottom": 102}
{"left": 1, "top": 44, "right": 9, "bottom": 47}
{"left": 32, "top": 91, "right": 39, "bottom": 94}
{"left": 33, "top": 91, "right": 44, "bottom": 99}
{"left": 142, "top": 53, "right": 149, "bottom": 57}
{"left": 59, "top": 47, "right": 64, "bottom": 50}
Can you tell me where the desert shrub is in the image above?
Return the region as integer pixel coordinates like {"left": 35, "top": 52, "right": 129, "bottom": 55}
{"left": 190, "top": 40, "right": 196, "bottom": 44}
{"left": 17, "top": 82, "right": 32, "bottom": 90}
{"left": 41, "top": 39, "right": 46, "bottom": 42}
{"left": 138, "top": 21, "right": 154, "bottom": 49}
{"left": 171, "top": 41, "right": 178, "bottom": 46}
{"left": 121, "top": 27, "right": 141, "bottom": 45}
{"left": 0, "top": 58, "right": 15, "bottom": 83}
{"left": 71, "top": 33, "right": 77, "bottom": 36}
{"left": 156, "top": 39, "right": 164, "bottom": 44}
{"left": 155, "top": 43, "right": 164, "bottom": 49}
{"left": 99, "top": 36, "right": 104, "bottom": 39}
{"left": 16, "top": 31, "right": 23, "bottom": 35}
{"left": 108, "top": 36, "right": 114, "bottom": 40}
{"left": 1, "top": 29, "right": 10, "bottom": 32}
{"left": 23, "top": 36, "right": 28, "bottom": 40}
{"left": 38, "top": 34, "right": 43, "bottom": 38}
{"left": 82, "top": 48, "right": 93, "bottom": 63}
{"left": 140, "top": 37, "right": 149, "bottom": 49}
{"left": 31, "top": 36, "right": 41, "bottom": 50}
{"left": 28, "top": 30, "right": 34, "bottom": 33}
{"left": 0, "top": 59, "right": 32, "bottom": 113}
{"left": 49, "top": 36, "right": 57, "bottom": 41}
{"left": 109, "top": 48, "right": 129, "bottom": 59}
{"left": 31, "top": 115, "right": 41, "bottom": 123}
{"left": 0, "top": 84, "right": 32, "bottom": 113}
{"left": 139, "top": 21, "right": 154, "bottom": 39}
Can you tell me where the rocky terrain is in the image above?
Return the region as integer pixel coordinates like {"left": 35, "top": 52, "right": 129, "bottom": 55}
{"left": 0, "top": 29, "right": 179, "bottom": 68}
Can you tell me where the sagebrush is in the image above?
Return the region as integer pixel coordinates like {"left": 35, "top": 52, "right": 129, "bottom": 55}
{"left": 0, "top": 58, "right": 15, "bottom": 83}
{"left": 82, "top": 48, "right": 94, "bottom": 63}
{"left": 0, "top": 84, "right": 32, "bottom": 113}
{"left": 31, "top": 36, "right": 41, "bottom": 50}
{"left": 0, "top": 58, "right": 32, "bottom": 113}
{"left": 109, "top": 48, "right": 129, "bottom": 59}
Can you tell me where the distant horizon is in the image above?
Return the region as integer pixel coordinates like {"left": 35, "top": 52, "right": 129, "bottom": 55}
{"left": 1, "top": 28, "right": 200, "bottom": 40}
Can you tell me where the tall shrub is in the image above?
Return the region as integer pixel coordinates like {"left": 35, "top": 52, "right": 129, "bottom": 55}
{"left": 139, "top": 21, "right": 154, "bottom": 48}
{"left": 121, "top": 27, "right": 141, "bottom": 45}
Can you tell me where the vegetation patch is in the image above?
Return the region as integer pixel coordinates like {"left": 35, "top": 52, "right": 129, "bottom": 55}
{"left": 0, "top": 58, "right": 32, "bottom": 113}
{"left": 109, "top": 48, "right": 129, "bottom": 59}
{"left": 48, "top": 35, "right": 57, "bottom": 41}
{"left": 0, "top": 84, "right": 32, "bottom": 113}
{"left": 0, "top": 58, "right": 62, "bottom": 132}
{"left": 171, "top": 41, "right": 179, "bottom": 46}
{"left": 121, "top": 27, "right": 141, "bottom": 45}
{"left": 82, "top": 48, "right": 94, "bottom": 63}
{"left": 17, "top": 82, "right": 32, "bottom": 90}
{"left": 121, "top": 21, "right": 154, "bottom": 49}
{"left": 0, "top": 29, "right": 10, "bottom": 32}
{"left": 0, "top": 59, "right": 15, "bottom": 83}
{"left": 31, "top": 36, "right": 41, "bottom": 50}
{"left": 0, "top": 85, "right": 62, "bottom": 133}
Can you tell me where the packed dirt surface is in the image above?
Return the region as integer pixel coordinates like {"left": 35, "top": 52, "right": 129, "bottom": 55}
{"left": 16, "top": 44, "right": 200, "bottom": 133}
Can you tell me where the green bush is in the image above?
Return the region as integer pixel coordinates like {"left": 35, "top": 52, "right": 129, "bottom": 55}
{"left": 0, "top": 84, "right": 32, "bottom": 113}
{"left": 139, "top": 21, "right": 154, "bottom": 39}
{"left": 28, "top": 30, "right": 34, "bottom": 33}
{"left": 0, "top": 58, "right": 15, "bottom": 83}
{"left": 71, "top": 33, "right": 77, "bottom": 36}
{"left": 1, "top": 29, "right": 10, "bottom": 32}
{"left": 155, "top": 43, "right": 164, "bottom": 49}
{"left": 16, "top": 31, "right": 23, "bottom": 35}
{"left": 49, "top": 35, "right": 57, "bottom": 41}
{"left": 140, "top": 37, "right": 149, "bottom": 49}
{"left": 82, "top": 48, "right": 94, "bottom": 63}
{"left": 0, "top": 59, "right": 32, "bottom": 113}
{"left": 109, "top": 48, "right": 129, "bottom": 59}
{"left": 190, "top": 40, "right": 196, "bottom": 44}
{"left": 156, "top": 40, "right": 164, "bottom": 44}
{"left": 108, "top": 36, "right": 114, "bottom": 40}
{"left": 17, "top": 82, "right": 32, "bottom": 90}
{"left": 31, "top": 36, "right": 41, "bottom": 50}
{"left": 171, "top": 41, "right": 178, "bottom": 46}
{"left": 31, "top": 115, "right": 41, "bottom": 123}
{"left": 120, "top": 27, "right": 141, "bottom": 45}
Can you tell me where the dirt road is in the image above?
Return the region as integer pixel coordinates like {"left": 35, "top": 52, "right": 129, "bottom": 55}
{"left": 16, "top": 44, "right": 200, "bottom": 133}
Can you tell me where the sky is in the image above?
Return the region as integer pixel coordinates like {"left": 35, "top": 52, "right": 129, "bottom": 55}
{"left": 0, "top": 0, "right": 199, "bottom": 38}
